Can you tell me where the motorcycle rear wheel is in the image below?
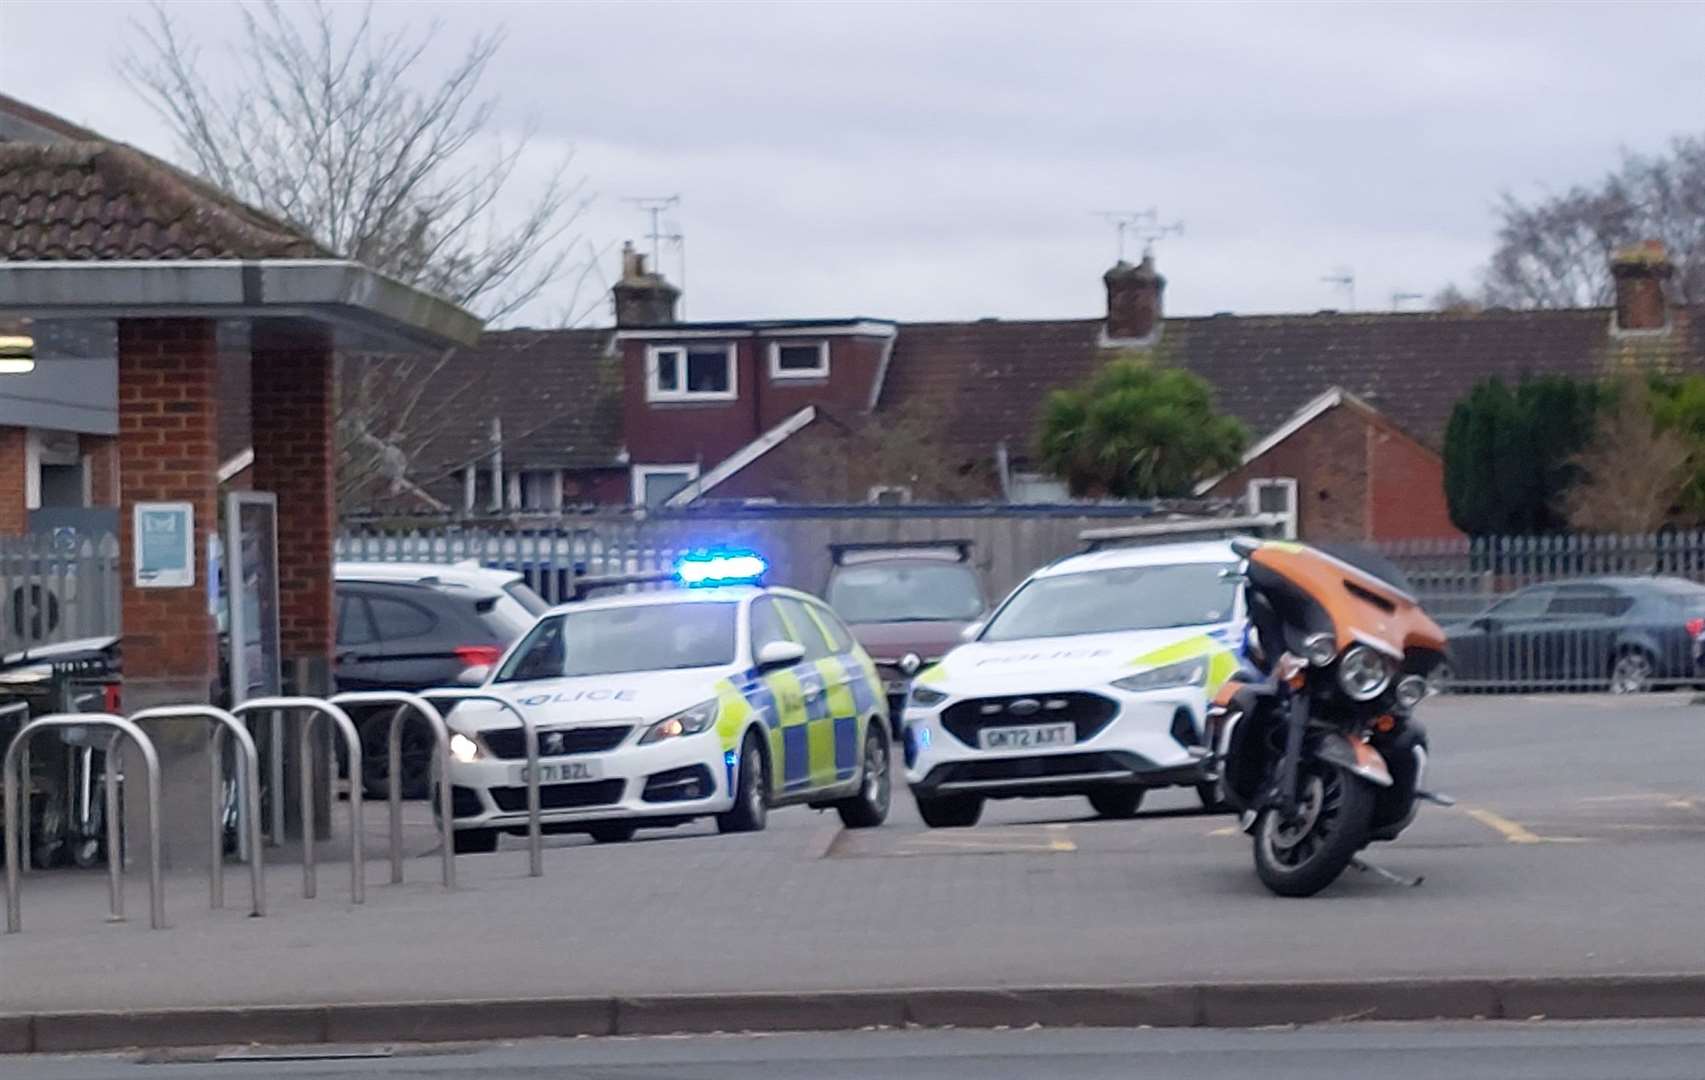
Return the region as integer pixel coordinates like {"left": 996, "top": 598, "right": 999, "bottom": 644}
{"left": 1252, "top": 761, "right": 1375, "bottom": 898}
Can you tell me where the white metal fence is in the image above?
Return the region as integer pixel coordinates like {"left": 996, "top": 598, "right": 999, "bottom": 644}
{"left": 1378, "top": 532, "right": 1705, "bottom": 691}
{"left": 337, "top": 506, "right": 1184, "bottom": 607}
{"left": 0, "top": 533, "right": 121, "bottom": 657}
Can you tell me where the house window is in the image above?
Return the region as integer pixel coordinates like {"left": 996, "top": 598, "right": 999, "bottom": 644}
{"left": 769, "top": 341, "right": 829, "bottom": 380}
{"left": 633, "top": 464, "right": 699, "bottom": 508}
{"left": 1248, "top": 477, "right": 1299, "bottom": 539}
{"left": 647, "top": 343, "right": 736, "bottom": 402}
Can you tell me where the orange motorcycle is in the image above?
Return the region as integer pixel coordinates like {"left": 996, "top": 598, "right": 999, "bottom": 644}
{"left": 1208, "top": 538, "right": 1451, "bottom": 897}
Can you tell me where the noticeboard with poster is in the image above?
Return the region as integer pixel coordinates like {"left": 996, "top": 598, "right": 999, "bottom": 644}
{"left": 223, "top": 492, "right": 282, "bottom": 703}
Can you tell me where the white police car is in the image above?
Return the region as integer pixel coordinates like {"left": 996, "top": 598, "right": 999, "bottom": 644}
{"left": 442, "top": 553, "right": 892, "bottom": 850}
{"left": 902, "top": 541, "right": 1246, "bottom": 828}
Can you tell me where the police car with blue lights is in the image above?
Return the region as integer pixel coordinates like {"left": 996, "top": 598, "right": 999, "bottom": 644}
{"left": 901, "top": 541, "right": 1246, "bottom": 828}
{"left": 441, "top": 552, "right": 892, "bottom": 851}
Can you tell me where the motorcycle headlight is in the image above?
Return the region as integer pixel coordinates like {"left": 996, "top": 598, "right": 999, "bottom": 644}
{"left": 1302, "top": 632, "right": 1337, "bottom": 667}
{"left": 449, "top": 732, "right": 483, "bottom": 764}
{"left": 639, "top": 700, "right": 719, "bottom": 745}
{"left": 1338, "top": 645, "right": 1393, "bottom": 701}
{"left": 1394, "top": 674, "right": 1428, "bottom": 709}
{"left": 909, "top": 684, "right": 948, "bottom": 708}
{"left": 1111, "top": 658, "right": 1208, "bottom": 694}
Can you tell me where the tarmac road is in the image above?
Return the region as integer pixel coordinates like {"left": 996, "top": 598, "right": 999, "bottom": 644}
{"left": 10, "top": 1023, "right": 1705, "bottom": 1080}
{"left": 2, "top": 693, "right": 1704, "bottom": 1015}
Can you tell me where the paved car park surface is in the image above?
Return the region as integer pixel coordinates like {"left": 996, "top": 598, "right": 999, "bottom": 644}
{"left": 1, "top": 695, "right": 1703, "bottom": 1017}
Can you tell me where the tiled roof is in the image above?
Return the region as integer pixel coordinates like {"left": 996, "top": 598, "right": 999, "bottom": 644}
{"left": 0, "top": 142, "right": 325, "bottom": 261}
{"left": 881, "top": 307, "right": 1705, "bottom": 461}
{"left": 410, "top": 327, "right": 624, "bottom": 482}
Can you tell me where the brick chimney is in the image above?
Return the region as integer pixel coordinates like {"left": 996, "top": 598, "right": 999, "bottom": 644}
{"left": 1611, "top": 240, "right": 1673, "bottom": 333}
{"left": 1103, "top": 254, "right": 1164, "bottom": 343}
{"left": 611, "top": 241, "right": 680, "bottom": 327}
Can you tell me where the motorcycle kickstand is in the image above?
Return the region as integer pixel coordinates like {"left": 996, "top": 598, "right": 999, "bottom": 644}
{"left": 1351, "top": 855, "right": 1424, "bottom": 888}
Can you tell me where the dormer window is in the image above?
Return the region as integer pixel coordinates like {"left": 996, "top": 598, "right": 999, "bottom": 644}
{"left": 769, "top": 340, "right": 829, "bottom": 380}
{"left": 647, "top": 343, "right": 736, "bottom": 402}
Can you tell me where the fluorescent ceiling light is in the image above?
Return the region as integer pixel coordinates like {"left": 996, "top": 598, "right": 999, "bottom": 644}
{"left": 0, "top": 335, "right": 34, "bottom": 374}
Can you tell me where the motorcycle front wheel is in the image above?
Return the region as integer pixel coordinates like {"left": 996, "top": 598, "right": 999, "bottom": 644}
{"left": 1252, "top": 761, "right": 1375, "bottom": 898}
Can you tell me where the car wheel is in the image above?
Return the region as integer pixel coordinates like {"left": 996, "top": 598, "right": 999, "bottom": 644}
{"left": 716, "top": 733, "right": 769, "bottom": 834}
{"left": 360, "top": 709, "right": 434, "bottom": 801}
{"left": 1088, "top": 788, "right": 1145, "bottom": 819}
{"left": 916, "top": 794, "right": 982, "bottom": 828}
{"left": 587, "top": 820, "right": 639, "bottom": 844}
{"left": 452, "top": 828, "right": 498, "bottom": 854}
{"left": 837, "top": 723, "right": 891, "bottom": 829}
{"left": 1609, "top": 650, "right": 1655, "bottom": 694}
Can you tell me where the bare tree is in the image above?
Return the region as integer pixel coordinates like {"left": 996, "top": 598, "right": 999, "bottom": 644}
{"left": 123, "top": 1, "right": 599, "bottom": 509}
{"left": 1481, "top": 137, "right": 1705, "bottom": 308}
{"left": 1565, "top": 378, "right": 1693, "bottom": 533}
{"left": 783, "top": 402, "right": 984, "bottom": 503}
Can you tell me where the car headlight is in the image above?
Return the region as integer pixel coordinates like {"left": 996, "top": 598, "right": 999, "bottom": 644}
{"left": 1111, "top": 658, "right": 1208, "bottom": 694}
{"left": 639, "top": 700, "right": 719, "bottom": 745}
{"left": 449, "top": 732, "right": 482, "bottom": 764}
{"left": 1338, "top": 645, "right": 1393, "bottom": 701}
{"left": 909, "top": 684, "right": 948, "bottom": 708}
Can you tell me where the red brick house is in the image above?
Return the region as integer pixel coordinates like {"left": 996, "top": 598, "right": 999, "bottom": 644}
{"left": 399, "top": 239, "right": 1701, "bottom": 543}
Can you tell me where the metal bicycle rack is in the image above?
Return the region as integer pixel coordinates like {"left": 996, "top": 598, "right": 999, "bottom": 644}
{"left": 127, "top": 706, "right": 265, "bottom": 917}
{"left": 325, "top": 691, "right": 456, "bottom": 889}
{"left": 416, "top": 688, "right": 543, "bottom": 878}
{"left": 4, "top": 713, "right": 163, "bottom": 932}
{"left": 229, "top": 697, "right": 364, "bottom": 905}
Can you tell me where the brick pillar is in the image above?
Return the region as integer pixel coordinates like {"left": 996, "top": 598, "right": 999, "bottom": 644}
{"left": 249, "top": 321, "right": 336, "bottom": 688}
{"left": 0, "top": 426, "right": 26, "bottom": 536}
{"left": 85, "top": 434, "right": 119, "bottom": 507}
{"left": 116, "top": 317, "right": 220, "bottom": 870}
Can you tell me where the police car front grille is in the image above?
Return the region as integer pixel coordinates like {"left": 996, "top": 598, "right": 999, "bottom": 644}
{"left": 932, "top": 752, "right": 1130, "bottom": 784}
{"left": 490, "top": 779, "right": 625, "bottom": 812}
{"left": 939, "top": 692, "right": 1117, "bottom": 747}
{"left": 483, "top": 725, "right": 632, "bottom": 759}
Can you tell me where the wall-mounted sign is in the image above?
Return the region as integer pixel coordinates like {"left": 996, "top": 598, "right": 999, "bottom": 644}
{"left": 133, "top": 502, "right": 194, "bottom": 588}
{"left": 224, "top": 492, "right": 282, "bottom": 703}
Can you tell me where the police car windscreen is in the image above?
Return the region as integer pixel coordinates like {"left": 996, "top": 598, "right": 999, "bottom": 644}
{"left": 827, "top": 563, "right": 983, "bottom": 623}
{"left": 495, "top": 603, "right": 738, "bottom": 680}
{"left": 981, "top": 563, "right": 1238, "bottom": 642}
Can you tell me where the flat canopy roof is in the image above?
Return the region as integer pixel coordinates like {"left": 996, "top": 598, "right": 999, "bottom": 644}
{"left": 0, "top": 259, "right": 482, "bottom": 350}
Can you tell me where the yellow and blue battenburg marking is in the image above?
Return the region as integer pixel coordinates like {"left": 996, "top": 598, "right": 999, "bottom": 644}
{"left": 713, "top": 648, "right": 882, "bottom": 797}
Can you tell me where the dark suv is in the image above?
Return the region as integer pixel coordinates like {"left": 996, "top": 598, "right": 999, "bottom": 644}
{"left": 335, "top": 562, "right": 547, "bottom": 796}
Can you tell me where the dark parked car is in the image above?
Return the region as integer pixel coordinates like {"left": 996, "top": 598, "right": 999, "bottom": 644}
{"left": 824, "top": 542, "right": 987, "bottom": 734}
{"left": 335, "top": 562, "right": 547, "bottom": 796}
{"left": 1444, "top": 576, "right": 1705, "bottom": 692}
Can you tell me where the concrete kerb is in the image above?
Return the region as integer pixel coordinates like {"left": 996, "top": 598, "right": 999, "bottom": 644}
{"left": 7, "top": 976, "right": 1705, "bottom": 1054}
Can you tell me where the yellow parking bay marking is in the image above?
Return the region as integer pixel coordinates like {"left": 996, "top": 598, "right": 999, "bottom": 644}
{"left": 1463, "top": 806, "right": 1587, "bottom": 845}
{"left": 1579, "top": 793, "right": 1699, "bottom": 811}
{"left": 898, "top": 826, "right": 1076, "bottom": 855}
{"left": 1207, "top": 825, "right": 1239, "bottom": 837}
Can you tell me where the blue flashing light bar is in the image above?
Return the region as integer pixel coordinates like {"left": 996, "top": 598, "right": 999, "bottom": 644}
{"left": 675, "top": 550, "right": 769, "bottom": 588}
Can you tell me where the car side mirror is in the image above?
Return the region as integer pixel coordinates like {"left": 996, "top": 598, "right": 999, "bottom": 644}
{"left": 959, "top": 621, "right": 985, "bottom": 642}
{"left": 756, "top": 640, "right": 806, "bottom": 671}
{"left": 457, "top": 664, "right": 491, "bottom": 686}
{"left": 1472, "top": 616, "right": 1499, "bottom": 633}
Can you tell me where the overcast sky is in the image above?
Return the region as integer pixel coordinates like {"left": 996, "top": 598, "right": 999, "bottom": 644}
{"left": 5, "top": 1, "right": 1705, "bottom": 327}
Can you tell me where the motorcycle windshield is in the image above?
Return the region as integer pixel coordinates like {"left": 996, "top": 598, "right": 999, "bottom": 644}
{"left": 1247, "top": 541, "right": 1445, "bottom": 657}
